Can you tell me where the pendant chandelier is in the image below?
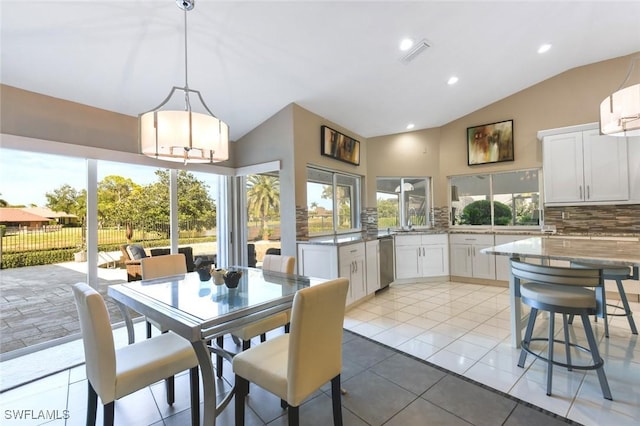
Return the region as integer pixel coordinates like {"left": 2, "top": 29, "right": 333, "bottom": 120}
{"left": 599, "top": 56, "right": 640, "bottom": 137}
{"left": 139, "top": 0, "right": 229, "bottom": 163}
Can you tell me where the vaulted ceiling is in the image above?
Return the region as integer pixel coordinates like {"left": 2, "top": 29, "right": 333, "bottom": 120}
{"left": 2, "top": 1, "right": 639, "bottom": 141}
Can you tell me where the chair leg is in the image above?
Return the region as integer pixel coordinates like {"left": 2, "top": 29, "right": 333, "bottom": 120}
{"left": 518, "top": 307, "right": 538, "bottom": 367}
{"left": 287, "top": 405, "right": 300, "bottom": 426}
{"left": 615, "top": 278, "right": 638, "bottom": 334}
{"left": 546, "top": 312, "right": 555, "bottom": 396}
{"left": 235, "top": 375, "right": 249, "bottom": 426}
{"left": 189, "top": 367, "right": 200, "bottom": 426}
{"left": 331, "top": 375, "right": 343, "bottom": 426}
{"left": 87, "top": 381, "right": 98, "bottom": 426}
{"left": 601, "top": 287, "right": 610, "bottom": 338}
{"left": 103, "top": 402, "right": 114, "bottom": 426}
{"left": 580, "top": 312, "right": 613, "bottom": 400}
{"left": 562, "top": 314, "right": 572, "bottom": 372}
{"left": 165, "top": 376, "right": 175, "bottom": 405}
{"left": 216, "top": 336, "right": 224, "bottom": 378}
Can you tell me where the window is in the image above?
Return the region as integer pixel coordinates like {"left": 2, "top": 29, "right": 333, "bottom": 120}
{"left": 376, "top": 177, "right": 432, "bottom": 230}
{"left": 307, "top": 167, "right": 361, "bottom": 235}
{"left": 246, "top": 172, "right": 281, "bottom": 265}
{"left": 450, "top": 169, "right": 541, "bottom": 227}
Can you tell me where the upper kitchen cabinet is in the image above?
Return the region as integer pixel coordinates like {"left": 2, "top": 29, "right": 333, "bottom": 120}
{"left": 542, "top": 127, "right": 630, "bottom": 205}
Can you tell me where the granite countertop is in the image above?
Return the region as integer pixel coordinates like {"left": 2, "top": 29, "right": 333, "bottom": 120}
{"left": 298, "top": 228, "right": 638, "bottom": 247}
{"left": 483, "top": 236, "right": 640, "bottom": 267}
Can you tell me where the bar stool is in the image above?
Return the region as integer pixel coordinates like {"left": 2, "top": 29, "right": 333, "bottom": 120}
{"left": 571, "top": 262, "right": 637, "bottom": 337}
{"left": 511, "top": 260, "right": 612, "bottom": 400}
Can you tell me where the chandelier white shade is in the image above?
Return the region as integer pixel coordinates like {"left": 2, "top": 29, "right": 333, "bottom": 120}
{"left": 139, "top": 0, "right": 229, "bottom": 163}
{"left": 599, "top": 56, "right": 640, "bottom": 137}
{"left": 599, "top": 83, "right": 640, "bottom": 137}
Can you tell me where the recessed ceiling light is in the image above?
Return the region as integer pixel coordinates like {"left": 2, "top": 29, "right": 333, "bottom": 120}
{"left": 447, "top": 76, "right": 459, "bottom": 85}
{"left": 399, "top": 38, "right": 414, "bottom": 51}
{"left": 406, "top": 123, "right": 415, "bottom": 130}
{"left": 538, "top": 43, "right": 552, "bottom": 54}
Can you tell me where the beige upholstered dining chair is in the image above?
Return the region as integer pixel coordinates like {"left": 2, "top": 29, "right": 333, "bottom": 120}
{"left": 215, "top": 254, "right": 296, "bottom": 378}
{"left": 140, "top": 253, "right": 188, "bottom": 281}
{"left": 233, "top": 277, "right": 349, "bottom": 426}
{"left": 72, "top": 283, "right": 200, "bottom": 426}
{"left": 139, "top": 253, "right": 189, "bottom": 401}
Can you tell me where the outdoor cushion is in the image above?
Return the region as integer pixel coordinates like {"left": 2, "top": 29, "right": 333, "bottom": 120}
{"left": 126, "top": 244, "right": 148, "bottom": 260}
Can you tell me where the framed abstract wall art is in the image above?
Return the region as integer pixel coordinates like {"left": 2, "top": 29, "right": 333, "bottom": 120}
{"left": 467, "top": 119, "right": 514, "bottom": 166}
{"left": 321, "top": 125, "right": 360, "bottom": 166}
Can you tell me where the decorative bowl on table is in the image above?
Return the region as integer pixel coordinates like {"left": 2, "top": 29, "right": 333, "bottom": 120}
{"left": 196, "top": 268, "right": 212, "bottom": 281}
{"left": 223, "top": 270, "right": 243, "bottom": 289}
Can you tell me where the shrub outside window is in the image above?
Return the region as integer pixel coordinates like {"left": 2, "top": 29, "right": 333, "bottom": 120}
{"left": 450, "top": 169, "right": 541, "bottom": 228}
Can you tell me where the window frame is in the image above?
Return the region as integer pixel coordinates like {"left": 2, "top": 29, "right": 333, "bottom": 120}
{"left": 449, "top": 168, "right": 542, "bottom": 230}
{"left": 307, "top": 165, "right": 362, "bottom": 236}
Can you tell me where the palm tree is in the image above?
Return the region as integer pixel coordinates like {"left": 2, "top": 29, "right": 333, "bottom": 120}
{"left": 247, "top": 175, "right": 280, "bottom": 240}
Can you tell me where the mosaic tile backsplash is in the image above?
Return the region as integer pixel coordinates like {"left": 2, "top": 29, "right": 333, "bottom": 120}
{"left": 544, "top": 204, "right": 639, "bottom": 235}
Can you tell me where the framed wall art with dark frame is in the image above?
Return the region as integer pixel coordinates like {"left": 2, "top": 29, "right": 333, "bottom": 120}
{"left": 467, "top": 119, "right": 514, "bottom": 166}
{"left": 321, "top": 125, "right": 360, "bottom": 166}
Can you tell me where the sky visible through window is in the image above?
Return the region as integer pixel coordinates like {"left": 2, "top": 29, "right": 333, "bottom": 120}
{"left": 0, "top": 149, "right": 156, "bottom": 207}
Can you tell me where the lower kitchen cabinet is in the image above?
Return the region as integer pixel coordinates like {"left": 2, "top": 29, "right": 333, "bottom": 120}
{"left": 297, "top": 241, "right": 374, "bottom": 307}
{"left": 449, "top": 234, "right": 495, "bottom": 279}
{"left": 339, "top": 243, "right": 366, "bottom": 306}
{"left": 394, "top": 234, "right": 448, "bottom": 280}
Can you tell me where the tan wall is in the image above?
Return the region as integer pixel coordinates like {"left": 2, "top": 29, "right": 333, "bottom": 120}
{"left": 367, "top": 53, "right": 639, "bottom": 207}
{"left": 291, "top": 104, "right": 367, "bottom": 207}
{"left": 0, "top": 84, "right": 236, "bottom": 168}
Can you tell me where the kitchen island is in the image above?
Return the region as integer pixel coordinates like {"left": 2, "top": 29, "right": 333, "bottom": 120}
{"left": 482, "top": 236, "right": 640, "bottom": 347}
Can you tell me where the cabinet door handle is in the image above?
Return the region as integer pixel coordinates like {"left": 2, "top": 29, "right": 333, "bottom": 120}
{"left": 422, "top": 247, "right": 425, "bottom": 256}
{"left": 579, "top": 185, "right": 583, "bottom": 199}
{"left": 587, "top": 185, "right": 590, "bottom": 199}
{"left": 417, "top": 248, "right": 421, "bottom": 257}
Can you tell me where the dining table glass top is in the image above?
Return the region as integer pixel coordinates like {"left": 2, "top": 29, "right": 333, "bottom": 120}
{"left": 120, "top": 266, "right": 324, "bottom": 322}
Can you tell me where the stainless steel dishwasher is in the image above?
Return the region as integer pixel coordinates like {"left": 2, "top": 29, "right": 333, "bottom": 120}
{"left": 378, "top": 236, "right": 394, "bottom": 290}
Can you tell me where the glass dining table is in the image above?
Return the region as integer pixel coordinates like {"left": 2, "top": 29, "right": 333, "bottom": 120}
{"left": 108, "top": 266, "right": 329, "bottom": 425}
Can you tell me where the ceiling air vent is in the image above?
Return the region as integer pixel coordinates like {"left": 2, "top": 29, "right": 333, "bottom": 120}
{"left": 401, "top": 39, "right": 430, "bottom": 64}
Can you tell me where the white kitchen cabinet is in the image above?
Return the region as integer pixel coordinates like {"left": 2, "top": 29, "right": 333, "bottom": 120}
{"left": 297, "top": 241, "right": 373, "bottom": 307}
{"left": 449, "top": 234, "right": 495, "bottom": 279}
{"left": 542, "top": 129, "right": 629, "bottom": 204}
{"left": 394, "top": 234, "right": 448, "bottom": 280}
{"left": 297, "top": 243, "right": 337, "bottom": 279}
{"left": 365, "top": 239, "right": 380, "bottom": 295}
{"left": 339, "top": 243, "right": 366, "bottom": 306}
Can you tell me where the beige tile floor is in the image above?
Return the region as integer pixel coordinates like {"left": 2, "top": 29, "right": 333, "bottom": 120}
{"left": 343, "top": 280, "right": 640, "bottom": 426}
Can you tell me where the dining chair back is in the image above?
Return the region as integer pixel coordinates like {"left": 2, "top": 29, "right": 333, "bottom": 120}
{"left": 233, "top": 277, "right": 349, "bottom": 425}
{"left": 72, "top": 283, "right": 200, "bottom": 426}
{"left": 140, "top": 253, "right": 187, "bottom": 280}
{"left": 263, "top": 254, "right": 295, "bottom": 274}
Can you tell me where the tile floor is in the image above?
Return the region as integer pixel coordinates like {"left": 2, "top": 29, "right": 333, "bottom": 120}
{"left": 1, "top": 280, "right": 638, "bottom": 425}
{"left": 345, "top": 280, "right": 640, "bottom": 426}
